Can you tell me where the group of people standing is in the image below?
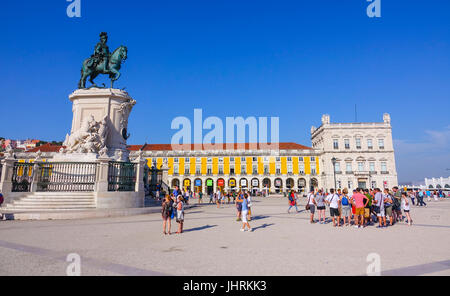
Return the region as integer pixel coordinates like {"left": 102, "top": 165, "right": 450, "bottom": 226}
{"left": 302, "top": 186, "right": 415, "bottom": 228}
{"left": 161, "top": 186, "right": 185, "bottom": 235}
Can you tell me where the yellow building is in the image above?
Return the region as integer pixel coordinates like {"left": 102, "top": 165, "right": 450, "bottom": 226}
{"left": 128, "top": 142, "right": 321, "bottom": 194}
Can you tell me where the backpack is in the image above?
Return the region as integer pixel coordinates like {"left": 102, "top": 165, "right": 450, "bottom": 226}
{"left": 0, "top": 193, "right": 3, "bottom": 205}
{"left": 342, "top": 195, "right": 349, "bottom": 206}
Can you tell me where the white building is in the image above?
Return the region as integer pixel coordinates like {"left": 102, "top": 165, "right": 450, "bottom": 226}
{"left": 425, "top": 177, "right": 450, "bottom": 190}
{"left": 311, "top": 113, "right": 398, "bottom": 190}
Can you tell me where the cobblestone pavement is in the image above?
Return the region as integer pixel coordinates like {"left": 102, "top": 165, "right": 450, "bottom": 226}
{"left": 0, "top": 196, "right": 449, "bottom": 276}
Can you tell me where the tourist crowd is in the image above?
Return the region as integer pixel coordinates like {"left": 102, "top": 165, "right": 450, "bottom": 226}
{"left": 160, "top": 184, "right": 448, "bottom": 234}
{"left": 300, "top": 187, "right": 447, "bottom": 228}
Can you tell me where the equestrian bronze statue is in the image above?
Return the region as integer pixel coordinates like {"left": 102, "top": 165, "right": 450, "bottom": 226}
{"left": 78, "top": 32, "right": 128, "bottom": 89}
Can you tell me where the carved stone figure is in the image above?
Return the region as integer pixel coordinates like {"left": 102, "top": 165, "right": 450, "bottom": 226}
{"left": 63, "top": 115, "right": 109, "bottom": 154}
{"left": 119, "top": 99, "right": 136, "bottom": 141}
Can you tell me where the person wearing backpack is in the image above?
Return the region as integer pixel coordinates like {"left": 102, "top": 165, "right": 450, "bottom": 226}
{"left": 287, "top": 190, "right": 299, "bottom": 213}
{"left": 161, "top": 195, "right": 173, "bottom": 235}
{"left": 340, "top": 188, "right": 352, "bottom": 226}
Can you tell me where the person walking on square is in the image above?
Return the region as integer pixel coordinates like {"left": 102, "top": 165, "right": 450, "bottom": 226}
{"left": 247, "top": 193, "right": 253, "bottom": 221}
{"left": 326, "top": 189, "right": 341, "bottom": 227}
{"left": 417, "top": 190, "right": 426, "bottom": 207}
{"left": 240, "top": 194, "right": 252, "bottom": 232}
{"left": 176, "top": 196, "right": 184, "bottom": 234}
{"left": 235, "top": 191, "right": 244, "bottom": 221}
{"left": 198, "top": 191, "right": 203, "bottom": 204}
{"left": 409, "top": 190, "right": 415, "bottom": 206}
{"left": 287, "top": 190, "right": 299, "bottom": 213}
{"left": 401, "top": 192, "right": 413, "bottom": 226}
{"left": 161, "top": 195, "right": 173, "bottom": 235}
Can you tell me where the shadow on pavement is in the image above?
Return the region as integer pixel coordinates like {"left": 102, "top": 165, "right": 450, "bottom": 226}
{"left": 252, "top": 223, "right": 275, "bottom": 231}
{"left": 183, "top": 224, "right": 218, "bottom": 233}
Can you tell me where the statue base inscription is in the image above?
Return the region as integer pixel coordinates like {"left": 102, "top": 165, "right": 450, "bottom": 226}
{"left": 62, "top": 88, "right": 136, "bottom": 161}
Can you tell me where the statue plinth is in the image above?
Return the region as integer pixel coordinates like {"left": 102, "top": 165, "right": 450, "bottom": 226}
{"left": 61, "top": 88, "right": 136, "bottom": 161}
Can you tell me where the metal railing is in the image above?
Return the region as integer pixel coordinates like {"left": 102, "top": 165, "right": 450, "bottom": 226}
{"left": 36, "top": 162, "right": 97, "bottom": 192}
{"left": 108, "top": 162, "right": 137, "bottom": 192}
{"left": 12, "top": 162, "right": 34, "bottom": 192}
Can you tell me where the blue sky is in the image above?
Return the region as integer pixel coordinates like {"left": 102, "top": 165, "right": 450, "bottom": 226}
{"left": 0, "top": 0, "right": 449, "bottom": 183}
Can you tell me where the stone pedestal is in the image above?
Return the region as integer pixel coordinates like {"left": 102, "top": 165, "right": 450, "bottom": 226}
{"left": 62, "top": 88, "right": 136, "bottom": 161}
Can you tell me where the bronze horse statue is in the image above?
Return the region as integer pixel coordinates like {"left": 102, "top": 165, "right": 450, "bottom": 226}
{"left": 78, "top": 45, "right": 128, "bottom": 89}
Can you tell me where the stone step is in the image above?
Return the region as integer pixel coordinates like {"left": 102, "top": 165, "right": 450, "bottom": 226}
{"left": 27, "top": 193, "right": 95, "bottom": 197}
{"left": 18, "top": 198, "right": 95, "bottom": 202}
{"left": 12, "top": 200, "right": 95, "bottom": 205}
{"left": 5, "top": 204, "right": 97, "bottom": 210}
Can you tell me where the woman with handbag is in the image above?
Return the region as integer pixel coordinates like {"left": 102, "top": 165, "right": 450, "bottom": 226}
{"left": 161, "top": 195, "right": 173, "bottom": 235}
{"left": 287, "top": 190, "right": 299, "bottom": 213}
{"left": 306, "top": 190, "right": 316, "bottom": 224}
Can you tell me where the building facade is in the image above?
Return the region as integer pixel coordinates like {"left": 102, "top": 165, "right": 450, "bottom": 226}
{"left": 13, "top": 114, "right": 399, "bottom": 194}
{"left": 127, "top": 143, "right": 322, "bottom": 195}
{"left": 311, "top": 113, "right": 398, "bottom": 191}
{"left": 425, "top": 176, "right": 450, "bottom": 189}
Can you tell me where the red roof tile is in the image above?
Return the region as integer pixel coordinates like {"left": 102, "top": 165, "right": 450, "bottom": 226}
{"left": 27, "top": 143, "right": 63, "bottom": 153}
{"left": 127, "top": 142, "right": 312, "bottom": 151}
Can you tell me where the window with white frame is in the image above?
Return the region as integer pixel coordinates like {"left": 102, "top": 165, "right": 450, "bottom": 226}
{"left": 356, "top": 138, "right": 361, "bottom": 149}
{"left": 378, "top": 139, "right": 385, "bottom": 149}
{"left": 334, "top": 162, "right": 340, "bottom": 172}
{"left": 218, "top": 165, "right": 224, "bottom": 174}
{"left": 369, "top": 162, "right": 375, "bottom": 172}
{"left": 311, "top": 163, "right": 317, "bottom": 175}
{"left": 196, "top": 165, "right": 201, "bottom": 175}
{"left": 367, "top": 139, "right": 373, "bottom": 149}
{"left": 358, "top": 162, "right": 364, "bottom": 172}
{"left": 207, "top": 165, "right": 212, "bottom": 174}
{"left": 298, "top": 163, "right": 305, "bottom": 174}
{"left": 174, "top": 164, "right": 179, "bottom": 174}
{"left": 381, "top": 162, "right": 387, "bottom": 172}
{"left": 333, "top": 139, "right": 339, "bottom": 149}
{"left": 346, "top": 162, "right": 352, "bottom": 173}
{"left": 344, "top": 139, "right": 350, "bottom": 149}
{"left": 241, "top": 165, "right": 246, "bottom": 174}
{"left": 276, "top": 164, "right": 281, "bottom": 174}
{"left": 185, "top": 158, "right": 190, "bottom": 163}
{"left": 287, "top": 164, "right": 293, "bottom": 174}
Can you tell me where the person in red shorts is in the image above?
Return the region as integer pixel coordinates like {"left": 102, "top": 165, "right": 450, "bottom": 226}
{"left": 352, "top": 188, "right": 368, "bottom": 228}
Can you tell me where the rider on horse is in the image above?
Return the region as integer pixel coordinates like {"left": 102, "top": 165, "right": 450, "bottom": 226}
{"left": 89, "top": 32, "right": 110, "bottom": 72}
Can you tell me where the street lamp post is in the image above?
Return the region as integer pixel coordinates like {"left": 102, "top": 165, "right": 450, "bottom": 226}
{"left": 331, "top": 157, "right": 337, "bottom": 190}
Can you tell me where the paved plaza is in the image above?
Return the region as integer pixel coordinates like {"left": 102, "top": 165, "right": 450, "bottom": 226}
{"left": 0, "top": 196, "right": 449, "bottom": 276}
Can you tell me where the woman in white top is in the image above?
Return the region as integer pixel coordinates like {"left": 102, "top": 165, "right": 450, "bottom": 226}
{"left": 307, "top": 190, "right": 317, "bottom": 224}
{"left": 401, "top": 192, "right": 412, "bottom": 226}
{"left": 176, "top": 196, "right": 185, "bottom": 234}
